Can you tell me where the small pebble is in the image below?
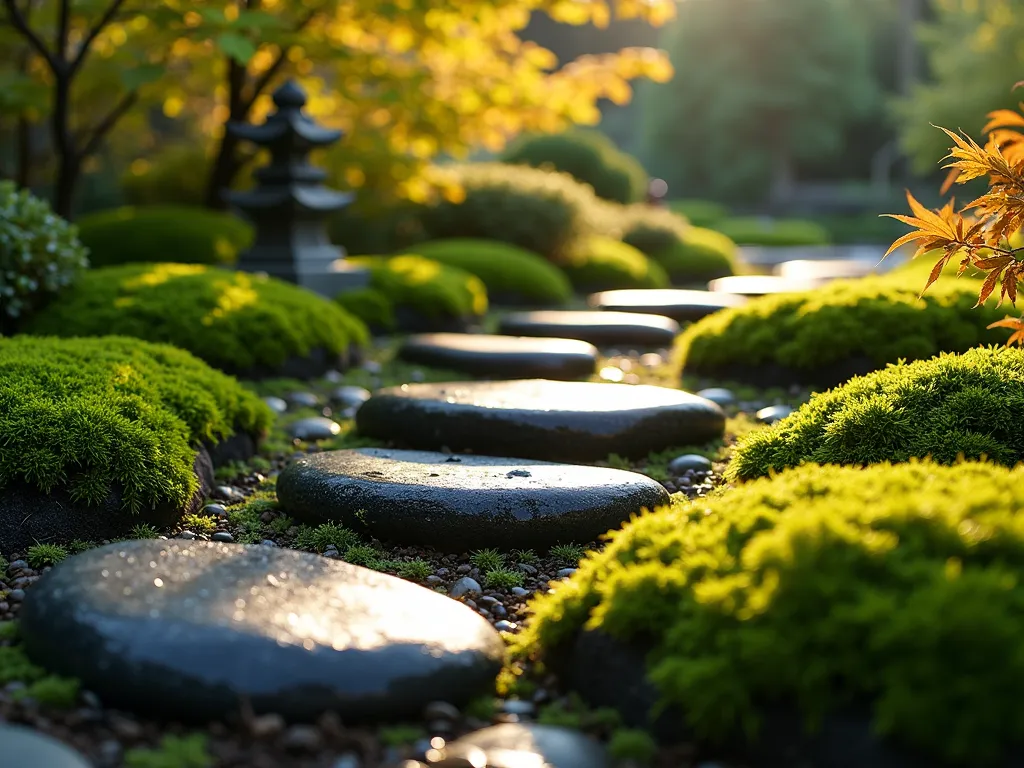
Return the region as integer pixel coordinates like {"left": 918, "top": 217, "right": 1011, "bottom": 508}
{"left": 456, "top": 564, "right": 471, "bottom": 574}
{"left": 425, "top": 575, "right": 443, "bottom": 586}
{"left": 177, "top": 531, "right": 197, "bottom": 540}
{"left": 491, "top": 604, "right": 507, "bottom": 619}
{"left": 214, "top": 486, "right": 244, "bottom": 503}
{"left": 283, "top": 724, "right": 322, "bottom": 751}
{"left": 424, "top": 701, "right": 461, "bottom": 721}
{"left": 510, "top": 587, "right": 530, "bottom": 598}
{"left": 332, "top": 753, "right": 362, "bottom": 768}
{"left": 9, "top": 588, "right": 25, "bottom": 602}
{"left": 362, "top": 360, "right": 382, "bottom": 375}
{"left": 517, "top": 563, "right": 538, "bottom": 576}
{"left": 7, "top": 559, "right": 27, "bottom": 573}
{"left": 287, "top": 392, "right": 320, "bottom": 409}
{"left": 263, "top": 396, "right": 288, "bottom": 414}
{"left": 260, "top": 540, "right": 278, "bottom": 548}
{"left": 250, "top": 713, "right": 286, "bottom": 738}
{"left": 639, "top": 352, "right": 663, "bottom": 368}
{"left": 756, "top": 404, "right": 794, "bottom": 424}
{"left": 288, "top": 417, "right": 342, "bottom": 442}
{"left": 502, "top": 699, "right": 536, "bottom": 717}
{"left": 668, "top": 454, "right": 713, "bottom": 476}
{"left": 556, "top": 568, "right": 577, "bottom": 578}
{"left": 697, "top": 387, "right": 736, "bottom": 407}
{"left": 435, "top": 568, "right": 450, "bottom": 578}
{"left": 211, "top": 532, "right": 234, "bottom": 543}
{"left": 203, "top": 503, "right": 228, "bottom": 518}
{"left": 494, "top": 620, "right": 517, "bottom": 632}
{"left": 324, "top": 370, "right": 344, "bottom": 383}
{"left": 450, "top": 577, "right": 482, "bottom": 598}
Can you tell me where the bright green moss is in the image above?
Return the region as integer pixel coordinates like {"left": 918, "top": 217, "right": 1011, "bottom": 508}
{"left": 405, "top": 239, "right": 573, "bottom": 305}
{"left": 561, "top": 236, "right": 669, "bottom": 292}
{"left": 348, "top": 254, "right": 488, "bottom": 321}
{"left": 124, "top": 735, "right": 212, "bottom": 768}
{"left": 24, "top": 263, "right": 369, "bottom": 374}
{"left": 712, "top": 216, "right": 831, "bottom": 246}
{"left": 76, "top": 206, "right": 253, "bottom": 267}
{"left": 516, "top": 461, "right": 1024, "bottom": 765}
{"left": 676, "top": 275, "right": 1008, "bottom": 377}
{"left": 650, "top": 227, "right": 737, "bottom": 284}
{"left": 727, "top": 346, "right": 1024, "bottom": 481}
{"left": 0, "top": 335, "right": 272, "bottom": 514}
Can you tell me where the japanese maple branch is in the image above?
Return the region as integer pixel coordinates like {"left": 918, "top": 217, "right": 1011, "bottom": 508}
{"left": 2, "top": 0, "right": 58, "bottom": 71}
{"left": 77, "top": 89, "right": 139, "bottom": 159}
{"left": 69, "top": 0, "right": 128, "bottom": 75}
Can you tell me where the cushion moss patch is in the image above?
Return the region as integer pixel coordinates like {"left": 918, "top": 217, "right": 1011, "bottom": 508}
{"left": 0, "top": 335, "right": 272, "bottom": 513}
{"left": 23, "top": 263, "right": 369, "bottom": 373}
{"left": 515, "top": 461, "right": 1024, "bottom": 765}
{"left": 347, "top": 254, "right": 488, "bottom": 320}
{"left": 726, "top": 346, "right": 1024, "bottom": 481}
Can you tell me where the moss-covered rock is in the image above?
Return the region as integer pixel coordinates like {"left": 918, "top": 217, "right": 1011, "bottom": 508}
{"left": 515, "top": 460, "right": 1024, "bottom": 765}
{"left": 727, "top": 345, "right": 1024, "bottom": 481}
{"left": 0, "top": 336, "right": 272, "bottom": 551}
{"left": 404, "top": 239, "right": 572, "bottom": 306}
{"left": 76, "top": 206, "right": 254, "bottom": 268}
{"left": 675, "top": 275, "right": 1008, "bottom": 387}
{"left": 23, "top": 263, "right": 369, "bottom": 378}
{"left": 346, "top": 254, "right": 488, "bottom": 332}
{"left": 560, "top": 237, "right": 670, "bottom": 292}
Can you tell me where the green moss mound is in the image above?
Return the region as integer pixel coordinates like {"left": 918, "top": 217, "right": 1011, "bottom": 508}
{"left": 24, "top": 263, "right": 369, "bottom": 375}
{"left": 666, "top": 199, "right": 728, "bottom": 228}
{"left": 335, "top": 287, "right": 397, "bottom": 331}
{"left": 676, "top": 275, "right": 1007, "bottom": 381}
{"left": 728, "top": 346, "right": 1024, "bottom": 481}
{"left": 501, "top": 129, "right": 649, "bottom": 205}
{"left": 560, "top": 237, "right": 669, "bottom": 292}
{"left": 712, "top": 216, "right": 831, "bottom": 246}
{"left": 347, "top": 254, "right": 488, "bottom": 322}
{"left": 416, "top": 163, "right": 598, "bottom": 262}
{"left": 0, "top": 335, "right": 272, "bottom": 513}
{"left": 405, "top": 239, "right": 572, "bottom": 305}
{"left": 76, "top": 206, "right": 254, "bottom": 268}
{"left": 516, "top": 460, "right": 1024, "bottom": 765}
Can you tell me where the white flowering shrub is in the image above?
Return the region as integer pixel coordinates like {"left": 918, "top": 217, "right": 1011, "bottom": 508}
{"left": 0, "top": 181, "right": 89, "bottom": 330}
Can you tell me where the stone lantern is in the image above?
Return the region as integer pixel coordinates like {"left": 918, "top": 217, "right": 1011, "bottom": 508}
{"left": 226, "top": 80, "right": 369, "bottom": 297}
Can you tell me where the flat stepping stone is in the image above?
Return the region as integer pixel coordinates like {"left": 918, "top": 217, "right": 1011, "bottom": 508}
{"left": 0, "top": 724, "right": 92, "bottom": 768}
{"left": 276, "top": 448, "right": 670, "bottom": 551}
{"left": 355, "top": 380, "right": 726, "bottom": 463}
{"left": 774, "top": 258, "right": 885, "bottom": 282}
{"left": 18, "top": 540, "right": 504, "bottom": 723}
{"left": 398, "top": 334, "right": 597, "bottom": 380}
{"left": 443, "top": 723, "right": 610, "bottom": 768}
{"left": 496, "top": 310, "right": 679, "bottom": 349}
{"left": 587, "top": 288, "right": 747, "bottom": 323}
{"left": 707, "top": 275, "right": 818, "bottom": 297}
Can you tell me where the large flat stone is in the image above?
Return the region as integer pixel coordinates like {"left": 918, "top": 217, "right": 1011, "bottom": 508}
{"left": 0, "top": 724, "right": 92, "bottom": 768}
{"left": 442, "top": 723, "right": 610, "bottom": 768}
{"left": 18, "top": 541, "right": 504, "bottom": 723}
{"left": 276, "top": 448, "right": 670, "bottom": 551}
{"left": 706, "top": 275, "right": 819, "bottom": 297}
{"left": 587, "top": 288, "right": 748, "bottom": 323}
{"left": 355, "top": 380, "right": 726, "bottom": 462}
{"left": 496, "top": 311, "right": 679, "bottom": 349}
{"left": 773, "top": 258, "right": 887, "bottom": 282}
{"left": 398, "top": 334, "right": 597, "bottom": 380}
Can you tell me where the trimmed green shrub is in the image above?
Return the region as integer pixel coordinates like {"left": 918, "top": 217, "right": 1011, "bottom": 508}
{"left": 516, "top": 460, "right": 1024, "bottom": 765}
{"left": 712, "top": 216, "right": 831, "bottom": 246}
{"left": 620, "top": 207, "right": 736, "bottom": 283}
{"left": 405, "top": 239, "right": 572, "bottom": 305}
{"left": 667, "top": 199, "right": 728, "bottom": 228}
{"left": 0, "top": 335, "right": 271, "bottom": 513}
{"left": 348, "top": 254, "right": 488, "bottom": 322}
{"left": 560, "top": 236, "right": 669, "bottom": 292}
{"left": 24, "top": 263, "right": 368, "bottom": 375}
{"left": 0, "top": 180, "right": 89, "bottom": 331}
{"left": 334, "top": 287, "right": 397, "bottom": 331}
{"left": 120, "top": 145, "right": 209, "bottom": 207}
{"left": 501, "top": 129, "right": 649, "bottom": 205}
{"left": 416, "top": 163, "right": 598, "bottom": 262}
{"left": 76, "top": 206, "right": 253, "bottom": 268}
{"left": 728, "top": 346, "right": 1024, "bottom": 481}
{"left": 676, "top": 275, "right": 1007, "bottom": 380}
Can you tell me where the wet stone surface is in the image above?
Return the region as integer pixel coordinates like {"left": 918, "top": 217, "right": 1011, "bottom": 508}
{"left": 431, "top": 723, "right": 611, "bottom": 768}
{"left": 0, "top": 723, "right": 94, "bottom": 768}
{"left": 398, "top": 334, "right": 598, "bottom": 381}
{"left": 496, "top": 310, "right": 679, "bottom": 349}
{"left": 276, "top": 448, "right": 670, "bottom": 551}
{"left": 355, "top": 379, "right": 726, "bottom": 463}
{"left": 587, "top": 288, "right": 748, "bottom": 323}
{"left": 706, "top": 275, "right": 819, "bottom": 297}
{"left": 17, "top": 540, "right": 505, "bottom": 724}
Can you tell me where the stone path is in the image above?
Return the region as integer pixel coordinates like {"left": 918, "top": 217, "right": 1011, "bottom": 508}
{"left": 496, "top": 310, "right": 679, "bottom": 349}
{"left": 355, "top": 379, "right": 726, "bottom": 462}
{"left": 398, "top": 333, "right": 598, "bottom": 380}
{"left": 276, "top": 448, "right": 670, "bottom": 551}
{"left": 707, "top": 275, "right": 819, "bottom": 297}
{"left": 774, "top": 258, "right": 887, "bottom": 282}
{"left": 587, "top": 288, "right": 747, "bottom": 323}
{"left": 18, "top": 541, "right": 504, "bottom": 723}
{"left": 440, "top": 723, "right": 610, "bottom": 768}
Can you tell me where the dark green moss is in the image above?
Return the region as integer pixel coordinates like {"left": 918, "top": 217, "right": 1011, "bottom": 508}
{"left": 517, "top": 461, "right": 1024, "bottom": 765}
{"left": 334, "top": 287, "right": 397, "bottom": 331}
{"left": 677, "top": 275, "right": 1009, "bottom": 378}
{"left": 711, "top": 216, "right": 831, "bottom": 246}
{"left": 727, "top": 346, "right": 1024, "bottom": 481}
{"left": 24, "top": 263, "right": 369, "bottom": 375}
{"left": 0, "top": 335, "right": 271, "bottom": 513}
{"left": 76, "top": 206, "right": 253, "bottom": 267}
{"left": 405, "top": 239, "right": 572, "bottom": 305}
{"left": 348, "top": 254, "right": 488, "bottom": 321}
{"left": 561, "top": 236, "right": 669, "bottom": 292}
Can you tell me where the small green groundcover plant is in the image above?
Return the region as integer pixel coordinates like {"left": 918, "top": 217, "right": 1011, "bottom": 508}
{"left": 345, "top": 254, "right": 488, "bottom": 322}
{"left": 404, "top": 238, "right": 573, "bottom": 305}
{"left": 75, "top": 206, "right": 253, "bottom": 268}
{"left": 727, "top": 345, "right": 1024, "bottom": 481}
{"left": 676, "top": 274, "right": 1007, "bottom": 378}
{"left": 23, "top": 262, "right": 369, "bottom": 374}
{"left": 0, "top": 335, "right": 271, "bottom": 513}
{"left": 0, "top": 180, "right": 89, "bottom": 331}
{"left": 515, "top": 461, "right": 1024, "bottom": 765}
{"left": 560, "top": 236, "right": 669, "bottom": 292}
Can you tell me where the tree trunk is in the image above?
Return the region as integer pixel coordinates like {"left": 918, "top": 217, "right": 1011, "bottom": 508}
{"left": 204, "top": 132, "right": 242, "bottom": 210}
{"left": 16, "top": 115, "right": 33, "bottom": 189}
{"left": 51, "top": 73, "right": 78, "bottom": 219}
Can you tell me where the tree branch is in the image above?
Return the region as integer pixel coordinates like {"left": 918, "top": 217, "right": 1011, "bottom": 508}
{"left": 77, "top": 89, "right": 138, "bottom": 159}
{"left": 69, "top": 0, "right": 127, "bottom": 75}
{"left": 2, "top": 0, "right": 58, "bottom": 71}
{"left": 56, "top": 0, "right": 69, "bottom": 61}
